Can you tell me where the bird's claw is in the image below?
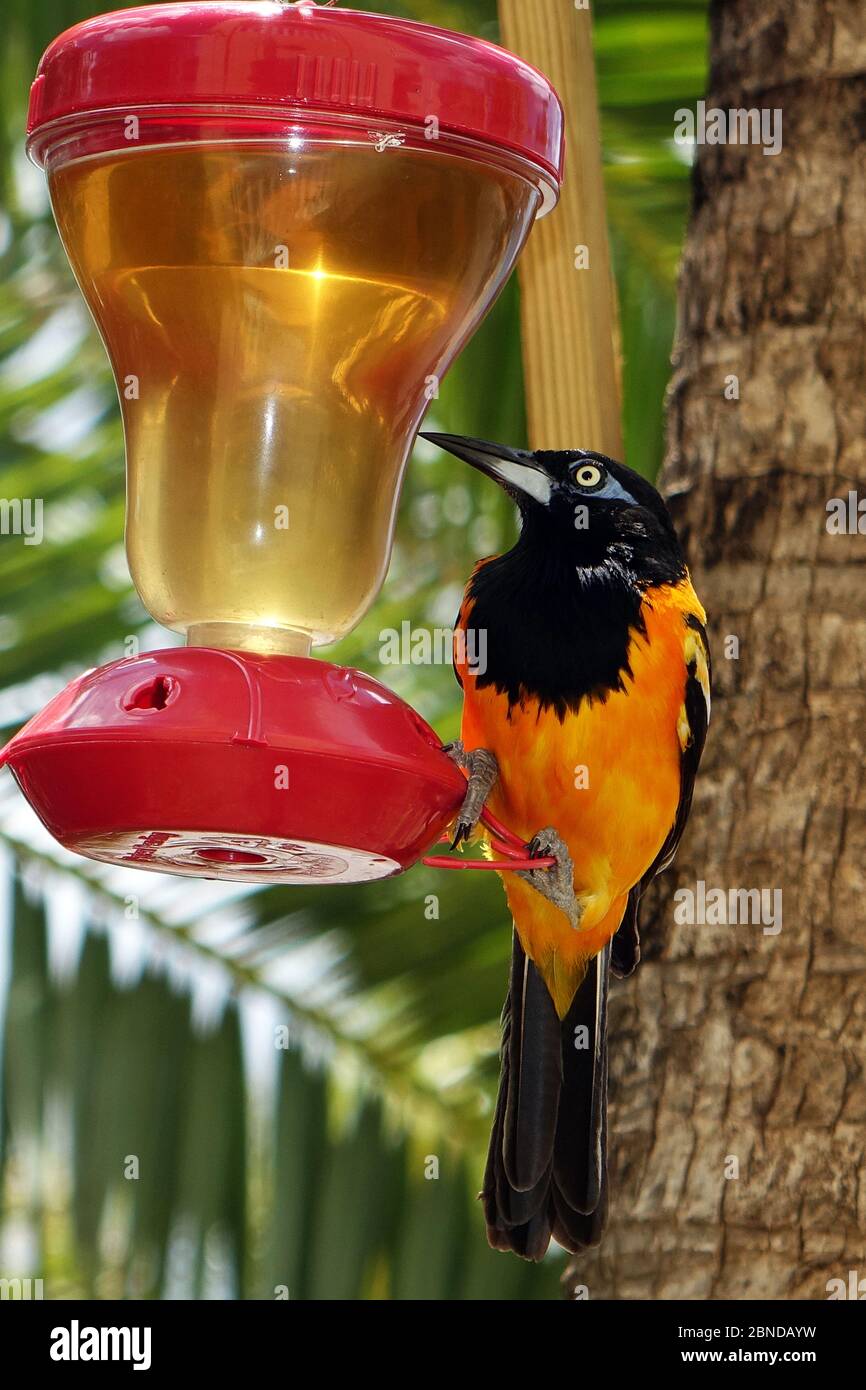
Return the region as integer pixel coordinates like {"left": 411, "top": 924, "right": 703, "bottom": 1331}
{"left": 515, "top": 827, "right": 583, "bottom": 931}
{"left": 444, "top": 741, "right": 498, "bottom": 848}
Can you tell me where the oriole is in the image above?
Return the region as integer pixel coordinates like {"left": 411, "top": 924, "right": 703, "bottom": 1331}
{"left": 422, "top": 433, "right": 711, "bottom": 1261}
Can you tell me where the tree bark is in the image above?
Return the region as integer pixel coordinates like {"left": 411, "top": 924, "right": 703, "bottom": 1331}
{"left": 568, "top": 0, "right": 866, "bottom": 1299}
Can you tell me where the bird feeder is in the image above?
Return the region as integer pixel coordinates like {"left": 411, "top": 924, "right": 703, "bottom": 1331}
{"left": 1, "top": 1, "right": 564, "bottom": 884}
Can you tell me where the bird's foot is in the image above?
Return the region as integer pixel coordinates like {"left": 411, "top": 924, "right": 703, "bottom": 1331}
{"left": 444, "top": 740, "right": 499, "bottom": 848}
{"left": 515, "top": 827, "right": 583, "bottom": 931}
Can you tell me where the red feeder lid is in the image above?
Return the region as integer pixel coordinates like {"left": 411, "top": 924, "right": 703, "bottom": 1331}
{"left": 26, "top": 1, "right": 564, "bottom": 189}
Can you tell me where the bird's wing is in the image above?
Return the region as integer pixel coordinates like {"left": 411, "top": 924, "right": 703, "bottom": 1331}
{"left": 611, "top": 611, "right": 711, "bottom": 980}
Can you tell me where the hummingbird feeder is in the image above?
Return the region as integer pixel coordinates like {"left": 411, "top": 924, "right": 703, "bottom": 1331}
{"left": 1, "top": 1, "right": 564, "bottom": 884}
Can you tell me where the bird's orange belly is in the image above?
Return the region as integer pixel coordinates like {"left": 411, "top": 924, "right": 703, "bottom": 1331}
{"left": 459, "top": 595, "right": 689, "bottom": 991}
{"left": 484, "top": 677, "right": 681, "bottom": 905}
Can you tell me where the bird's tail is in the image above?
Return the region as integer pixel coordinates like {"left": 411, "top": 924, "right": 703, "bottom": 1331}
{"left": 482, "top": 930, "right": 610, "bottom": 1260}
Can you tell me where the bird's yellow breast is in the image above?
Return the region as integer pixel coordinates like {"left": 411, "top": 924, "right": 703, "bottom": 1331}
{"left": 457, "top": 578, "right": 705, "bottom": 1015}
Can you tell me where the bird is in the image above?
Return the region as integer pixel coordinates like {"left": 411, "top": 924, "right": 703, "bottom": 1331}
{"left": 420, "top": 432, "right": 711, "bottom": 1261}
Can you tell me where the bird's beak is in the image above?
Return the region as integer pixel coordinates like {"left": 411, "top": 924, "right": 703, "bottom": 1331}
{"left": 419, "top": 432, "right": 552, "bottom": 507}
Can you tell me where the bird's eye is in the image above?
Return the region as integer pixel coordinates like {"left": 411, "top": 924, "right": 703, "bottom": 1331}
{"left": 571, "top": 461, "right": 605, "bottom": 490}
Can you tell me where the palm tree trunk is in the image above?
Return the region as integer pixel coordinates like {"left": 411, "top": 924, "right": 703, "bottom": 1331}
{"left": 568, "top": 0, "right": 866, "bottom": 1299}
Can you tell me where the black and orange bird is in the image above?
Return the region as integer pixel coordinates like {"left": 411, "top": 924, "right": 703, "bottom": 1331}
{"left": 421, "top": 432, "right": 711, "bottom": 1261}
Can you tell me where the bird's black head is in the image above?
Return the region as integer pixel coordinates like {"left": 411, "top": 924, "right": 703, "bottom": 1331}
{"left": 420, "top": 433, "right": 685, "bottom": 589}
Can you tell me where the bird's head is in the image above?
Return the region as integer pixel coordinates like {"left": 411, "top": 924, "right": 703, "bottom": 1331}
{"left": 419, "top": 432, "right": 684, "bottom": 585}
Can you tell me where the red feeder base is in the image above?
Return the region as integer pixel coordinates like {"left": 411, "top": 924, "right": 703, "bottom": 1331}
{"left": 0, "top": 648, "right": 467, "bottom": 884}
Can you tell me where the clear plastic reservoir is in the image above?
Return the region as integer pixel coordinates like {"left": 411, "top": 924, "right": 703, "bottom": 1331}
{"left": 49, "top": 134, "right": 541, "bottom": 652}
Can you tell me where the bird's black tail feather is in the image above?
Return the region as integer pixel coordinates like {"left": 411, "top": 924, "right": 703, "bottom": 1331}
{"left": 482, "top": 931, "right": 609, "bottom": 1260}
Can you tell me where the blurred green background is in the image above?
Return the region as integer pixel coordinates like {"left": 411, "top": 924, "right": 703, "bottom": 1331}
{"left": 0, "top": 0, "right": 707, "bottom": 1299}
